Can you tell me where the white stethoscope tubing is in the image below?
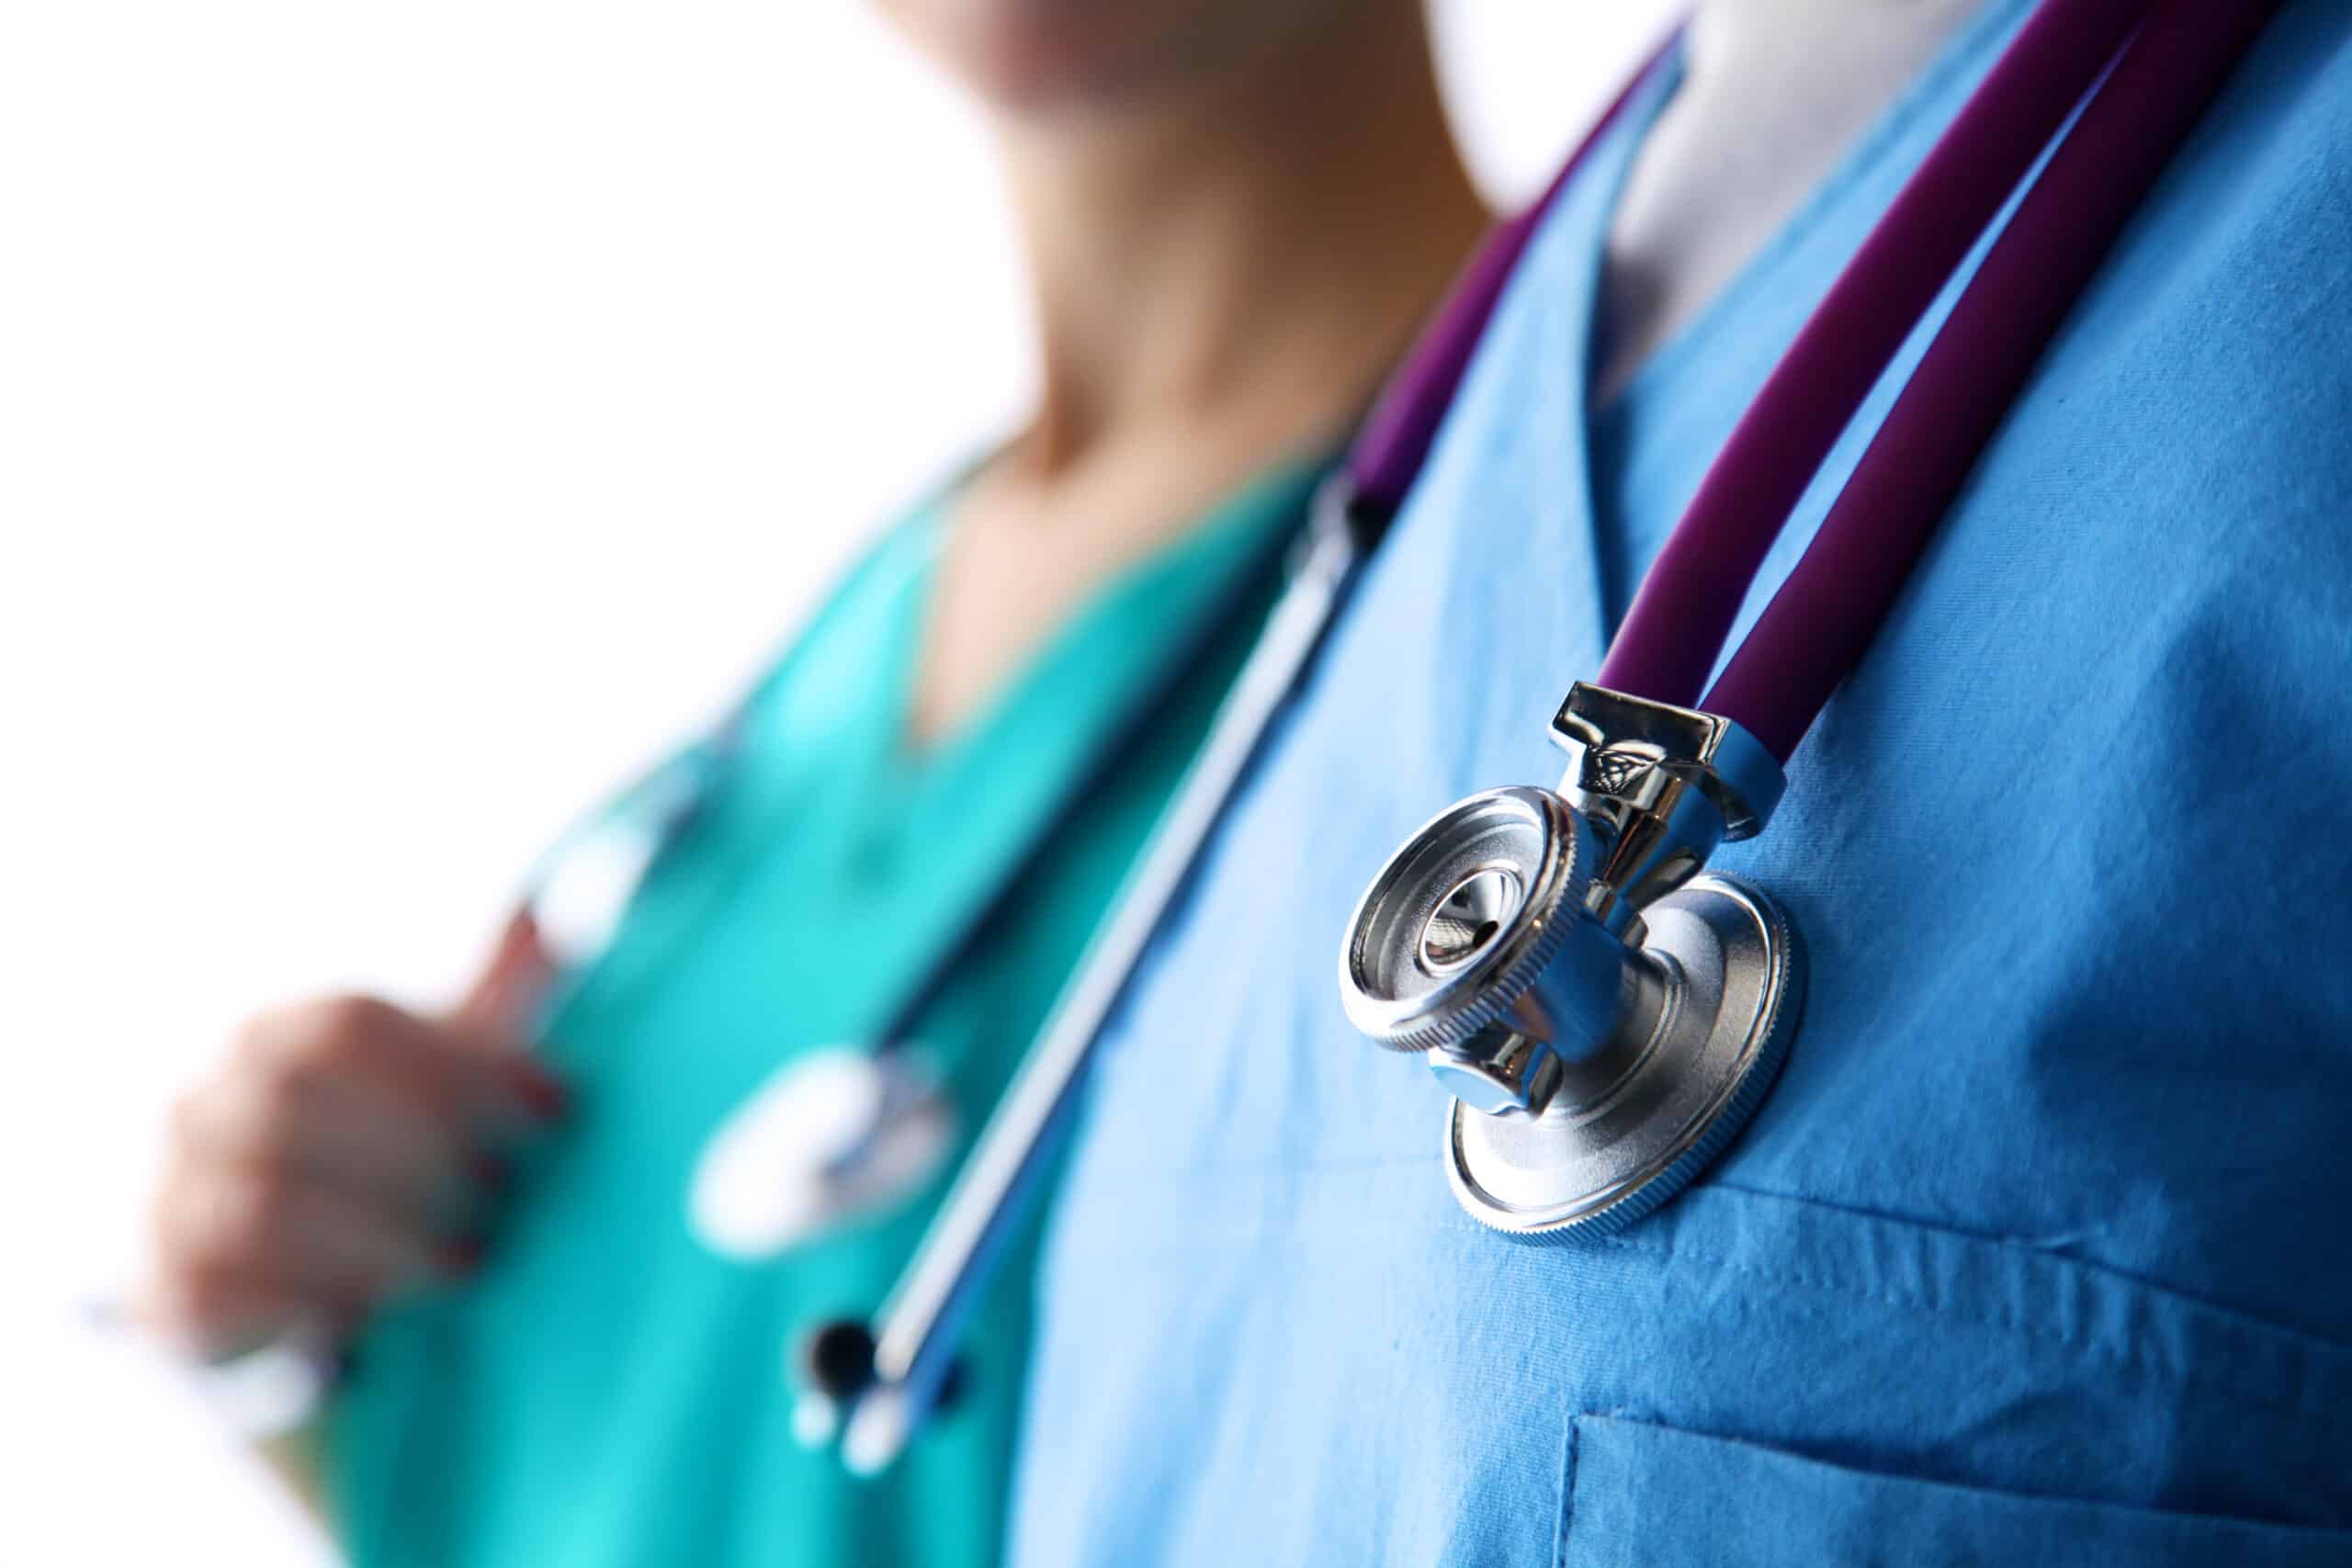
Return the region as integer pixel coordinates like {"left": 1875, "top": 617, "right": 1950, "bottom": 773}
{"left": 810, "top": 481, "right": 1372, "bottom": 1472}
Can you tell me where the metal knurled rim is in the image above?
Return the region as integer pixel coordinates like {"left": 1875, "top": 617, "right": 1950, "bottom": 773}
{"left": 1456, "top": 875, "right": 1806, "bottom": 1241}
{"left": 1349, "top": 789, "right": 1591, "bottom": 1055}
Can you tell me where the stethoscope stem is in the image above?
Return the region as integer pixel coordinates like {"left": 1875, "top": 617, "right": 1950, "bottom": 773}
{"left": 800, "top": 479, "right": 1375, "bottom": 1472}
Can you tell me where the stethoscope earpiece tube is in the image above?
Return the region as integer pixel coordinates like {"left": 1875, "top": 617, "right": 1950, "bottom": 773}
{"left": 798, "top": 479, "right": 1382, "bottom": 1472}
{"left": 1599, "top": 0, "right": 2153, "bottom": 717}
{"left": 1706, "top": 0, "right": 2282, "bottom": 761}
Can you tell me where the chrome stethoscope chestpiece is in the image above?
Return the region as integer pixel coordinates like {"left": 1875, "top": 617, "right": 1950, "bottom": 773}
{"left": 524, "top": 745, "right": 961, "bottom": 1260}
{"left": 691, "top": 1045, "right": 956, "bottom": 1259}
{"left": 1338, "top": 683, "right": 1805, "bottom": 1237}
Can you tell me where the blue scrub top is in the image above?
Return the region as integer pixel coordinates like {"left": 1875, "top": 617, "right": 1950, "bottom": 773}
{"left": 1008, "top": 4, "right": 2352, "bottom": 1563}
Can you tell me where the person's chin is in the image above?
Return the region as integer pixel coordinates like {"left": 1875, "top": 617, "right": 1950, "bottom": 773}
{"left": 958, "top": 23, "right": 1174, "bottom": 114}
{"left": 923, "top": 0, "right": 1281, "bottom": 118}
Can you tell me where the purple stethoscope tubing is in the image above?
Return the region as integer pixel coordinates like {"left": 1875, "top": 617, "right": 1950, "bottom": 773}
{"left": 1352, "top": 0, "right": 2278, "bottom": 766}
{"left": 1705, "top": 0, "right": 2281, "bottom": 760}
{"left": 1598, "top": 0, "right": 2155, "bottom": 720}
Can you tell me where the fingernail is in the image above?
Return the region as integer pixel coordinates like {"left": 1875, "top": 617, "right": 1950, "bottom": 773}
{"left": 507, "top": 1064, "right": 571, "bottom": 1122}
{"left": 469, "top": 1150, "right": 511, "bottom": 1191}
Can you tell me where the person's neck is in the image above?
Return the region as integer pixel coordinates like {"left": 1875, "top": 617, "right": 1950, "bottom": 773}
{"left": 1595, "top": 0, "right": 1984, "bottom": 404}
{"left": 902, "top": 9, "right": 1480, "bottom": 750}
{"left": 995, "top": 6, "right": 1487, "bottom": 484}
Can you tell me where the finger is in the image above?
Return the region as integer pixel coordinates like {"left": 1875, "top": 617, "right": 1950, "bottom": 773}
{"left": 312, "top": 1068, "right": 521, "bottom": 1224}
{"left": 137, "top": 1270, "right": 297, "bottom": 1361}
{"left": 443, "top": 915, "right": 572, "bottom": 1137}
{"left": 252, "top": 994, "right": 567, "bottom": 1134}
{"left": 157, "top": 1168, "right": 475, "bottom": 1328}
{"left": 137, "top": 1271, "right": 361, "bottom": 1365}
{"left": 174, "top": 1054, "right": 493, "bottom": 1223}
{"left": 452, "top": 908, "right": 559, "bottom": 1040}
{"left": 288, "top": 1070, "right": 507, "bottom": 1221}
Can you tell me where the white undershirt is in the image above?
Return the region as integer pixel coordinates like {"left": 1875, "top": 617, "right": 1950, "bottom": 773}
{"left": 1594, "top": 0, "right": 1986, "bottom": 404}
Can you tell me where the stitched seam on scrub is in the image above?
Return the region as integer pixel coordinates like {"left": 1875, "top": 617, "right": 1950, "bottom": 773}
{"left": 1555, "top": 1410, "right": 1581, "bottom": 1568}
{"left": 1067, "top": 1157, "right": 2352, "bottom": 1362}
{"left": 1590, "top": 1227, "right": 2346, "bottom": 1433}
{"left": 1066, "top": 1162, "right": 2350, "bottom": 1340}
{"left": 1704, "top": 1177, "right": 2347, "bottom": 1357}
{"left": 1051, "top": 1172, "right": 2352, "bottom": 1426}
{"left": 1060, "top": 1211, "right": 2351, "bottom": 1429}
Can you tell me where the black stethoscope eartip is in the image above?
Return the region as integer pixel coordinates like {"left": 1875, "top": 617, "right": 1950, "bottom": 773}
{"left": 795, "top": 1316, "right": 971, "bottom": 1445}
{"left": 799, "top": 1318, "right": 879, "bottom": 1403}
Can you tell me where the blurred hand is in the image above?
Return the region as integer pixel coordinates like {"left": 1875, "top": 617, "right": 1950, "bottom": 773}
{"left": 142, "top": 918, "right": 567, "bottom": 1361}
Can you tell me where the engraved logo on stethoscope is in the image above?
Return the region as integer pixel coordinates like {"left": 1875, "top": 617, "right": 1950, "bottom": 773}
{"left": 1586, "top": 745, "right": 1657, "bottom": 796}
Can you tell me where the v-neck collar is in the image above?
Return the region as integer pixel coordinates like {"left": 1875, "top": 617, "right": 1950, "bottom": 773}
{"left": 1549, "top": 61, "right": 1688, "bottom": 672}
{"left": 541, "top": 460, "right": 1319, "bottom": 1055}
{"left": 1407, "top": 59, "right": 1680, "bottom": 701}
{"left": 875, "top": 479, "right": 1289, "bottom": 784}
{"left": 1547, "top": 0, "right": 2033, "bottom": 664}
{"left": 816, "top": 457, "right": 1323, "bottom": 1037}
{"left": 1600, "top": 0, "right": 2034, "bottom": 428}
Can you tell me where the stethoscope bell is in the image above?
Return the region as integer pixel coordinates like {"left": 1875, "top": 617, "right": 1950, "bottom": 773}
{"left": 1338, "top": 684, "right": 1805, "bottom": 1236}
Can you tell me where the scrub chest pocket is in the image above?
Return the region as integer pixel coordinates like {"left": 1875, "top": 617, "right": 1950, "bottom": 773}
{"left": 1562, "top": 1416, "right": 2352, "bottom": 1566}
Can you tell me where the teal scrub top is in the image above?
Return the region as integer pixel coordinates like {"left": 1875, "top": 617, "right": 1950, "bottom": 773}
{"left": 326, "top": 459, "right": 1319, "bottom": 1568}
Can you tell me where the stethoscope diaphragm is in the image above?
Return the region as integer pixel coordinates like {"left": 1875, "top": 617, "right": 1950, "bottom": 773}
{"left": 689, "top": 1045, "right": 956, "bottom": 1258}
{"left": 1438, "top": 872, "right": 1802, "bottom": 1237}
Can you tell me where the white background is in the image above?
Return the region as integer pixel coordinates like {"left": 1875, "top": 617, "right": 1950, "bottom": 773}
{"left": 1, "top": 4, "right": 1663, "bottom": 1560}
